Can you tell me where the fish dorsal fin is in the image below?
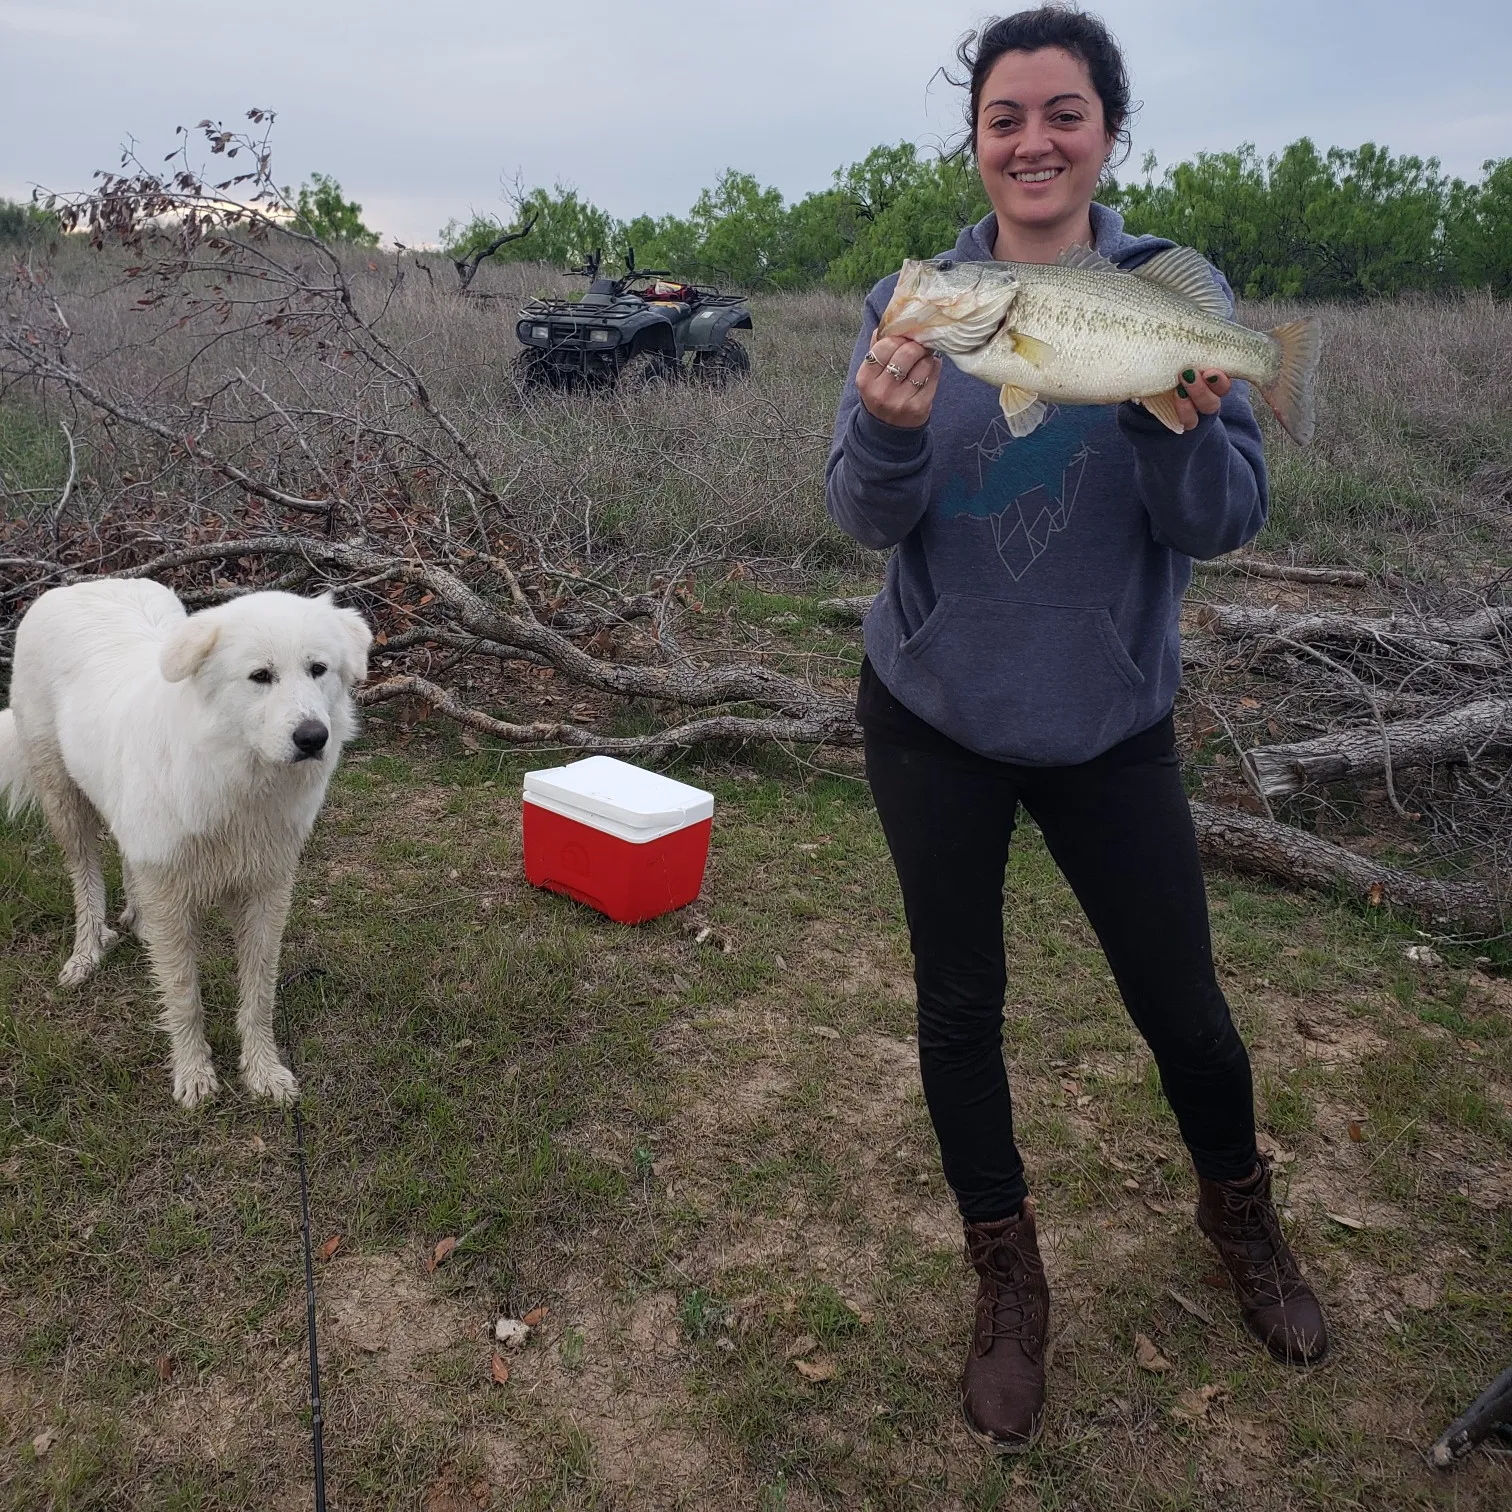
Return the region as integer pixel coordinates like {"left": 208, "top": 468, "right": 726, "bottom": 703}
{"left": 1057, "top": 242, "right": 1120, "bottom": 273}
{"left": 1132, "top": 246, "right": 1230, "bottom": 318}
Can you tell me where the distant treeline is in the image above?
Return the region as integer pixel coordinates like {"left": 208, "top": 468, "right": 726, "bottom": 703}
{"left": 5, "top": 138, "right": 1507, "bottom": 299}
{"left": 439, "top": 139, "right": 1511, "bottom": 300}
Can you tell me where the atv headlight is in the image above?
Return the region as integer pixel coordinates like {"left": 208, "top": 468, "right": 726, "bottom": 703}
{"left": 588, "top": 328, "right": 614, "bottom": 345}
{"left": 530, "top": 324, "right": 549, "bottom": 340}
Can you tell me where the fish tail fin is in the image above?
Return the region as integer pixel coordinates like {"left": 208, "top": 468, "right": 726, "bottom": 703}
{"left": 1260, "top": 317, "right": 1322, "bottom": 446}
{"left": 0, "top": 709, "right": 37, "bottom": 820}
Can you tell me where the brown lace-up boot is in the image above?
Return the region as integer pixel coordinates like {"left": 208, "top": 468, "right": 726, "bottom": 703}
{"left": 961, "top": 1199, "right": 1050, "bottom": 1452}
{"left": 1196, "top": 1154, "right": 1329, "bottom": 1366}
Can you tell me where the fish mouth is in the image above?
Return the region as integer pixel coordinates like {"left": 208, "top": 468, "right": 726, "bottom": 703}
{"left": 877, "top": 261, "right": 1017, "bottom": 354}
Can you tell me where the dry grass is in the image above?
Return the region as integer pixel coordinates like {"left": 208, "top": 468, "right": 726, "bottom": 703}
{"left": 6, "top": 247, "right": 1510, "bottom": 584}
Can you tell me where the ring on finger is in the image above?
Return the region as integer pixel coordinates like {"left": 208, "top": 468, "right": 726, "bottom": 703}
{"left": 862, "top": 350, "right": 881, "bottom": 366}
{"left": 909, "top": 375, "right": 927, "bottom": 389}
{"left": 884, "top": 362, "right": 906, "bottom": 380}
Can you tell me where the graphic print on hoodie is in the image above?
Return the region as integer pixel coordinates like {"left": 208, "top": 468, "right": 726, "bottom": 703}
{"left": 825, "top": 204, "right": 1271, "bottom": 767}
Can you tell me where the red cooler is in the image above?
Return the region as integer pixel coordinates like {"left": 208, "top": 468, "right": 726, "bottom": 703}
{"left": 522, "top": 756, "right": 714, "bottom": 924}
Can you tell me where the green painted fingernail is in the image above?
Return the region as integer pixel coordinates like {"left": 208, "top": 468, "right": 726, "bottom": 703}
{"left": 1182, "top": 369, "right": 1196, "bottom": 384}
{"left": 1176, "top": 383, "right": 1188, "bottom": 398}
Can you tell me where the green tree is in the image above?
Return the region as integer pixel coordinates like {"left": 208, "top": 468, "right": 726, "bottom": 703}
{"left": 825, "top": 153, "right": 989, "bottom": 290}
{"left": 1447, "top": 157, "right": 1512, "bottom": 296}
{"left": 1113, "top": 139, "right": 1455, "bottom": 298}
{"left": 443, "top": 185, "right": 617, "bottom": 271}
{"left": 289, "top": 172, "right": 379, "bottom": 245}
{"left": 0, "top": 197, "right": 60, "bottom": 244}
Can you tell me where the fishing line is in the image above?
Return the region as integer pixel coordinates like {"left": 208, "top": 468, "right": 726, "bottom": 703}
{"left": 278, "top": 964, "right": 330, "bottom": 1512}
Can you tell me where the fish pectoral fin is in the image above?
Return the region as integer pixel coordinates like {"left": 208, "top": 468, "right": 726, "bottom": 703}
{"left": 1139, "top": 389, "right": 1187, "bottom": 434}
{"left": 999, "top": 384, "right": 1049, "bottom": 437}
{"left": 1132, "top": 246, "right": 1231, "bottom": 319}
{"left": 1009, "top": 330, "right": 1056, "bottom": 367}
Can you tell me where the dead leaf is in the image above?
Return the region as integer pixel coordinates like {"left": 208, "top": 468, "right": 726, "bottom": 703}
{"left": 490, "top": 1352, "right": 510, "bottom": 1386}
{"left": 1171, "top": 1383, "right": 1227, "bottom": 1422}
{"left": 427, "top": 1235, "right": 458, "bottom": 1272}
{"left": 1134, "top": 1332, "right": 1172, "bottom": 1372}
{"left": 1142, "top": 1198, "right": 1170, "bottom": 1215}
{"left": 784, "top": 1334, "right": 819, "bottom": 1360}
{"left": 1167, "top": 1289, "right": 1215, "bottom": 1325}
{"left": 316, "top": 1233, "right": 342, "bottom": 1262}
{"left": 1122, "top": 1177, "right": 1141, "bottom": 1191}
{"left": 793, "top": 1354, "right": 837, "bottom": 1382}
{"left": 1201, "top": 1270, "right": 1232, "bottom": 1291}
{"left": 1326, "top": 1211, "right": 1366, "bottom": 1230}
{"left": 521, "top": 1305, "right": 549, "bottom": 1327}
{"left": 31, "top": 1427, "right": 57, "bottom": 1457}
{"left": 155, "top": 1354, "right": 175, "bottom": 1382}
{"left": 1347, "top": 1118, "right": 1365, "bottom": 1143}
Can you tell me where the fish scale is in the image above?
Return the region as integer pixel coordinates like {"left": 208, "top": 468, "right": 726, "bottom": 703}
{"left": 878, "top": 244, "right": 1321, "bottom": 445}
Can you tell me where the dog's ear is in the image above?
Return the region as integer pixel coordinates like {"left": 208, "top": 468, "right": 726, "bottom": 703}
{"left": 160, "top": 616, "right": 221, "bottom": 683}
{"left": 334, "top": 606, "right": 373, "bottom": 683}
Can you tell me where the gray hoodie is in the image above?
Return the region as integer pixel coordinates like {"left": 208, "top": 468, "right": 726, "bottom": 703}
{"left": 826, "top": 203, "right": 1267, "bottom": 766}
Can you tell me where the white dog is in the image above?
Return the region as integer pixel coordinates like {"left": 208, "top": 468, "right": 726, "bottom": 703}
{"left": 0, "top": 579, "right": 371, "bottom": 1107}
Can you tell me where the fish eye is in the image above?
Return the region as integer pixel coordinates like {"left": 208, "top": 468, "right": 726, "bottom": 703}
{"left": 248, "top": 668, "right": 274, "bottom": 685}
{"left": 309, "top": 662, "right": 328, "bottom": 678}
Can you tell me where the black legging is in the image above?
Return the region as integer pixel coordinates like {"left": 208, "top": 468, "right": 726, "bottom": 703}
{"left": 859, "top": 658, "right": 1258, "bottom": 1222}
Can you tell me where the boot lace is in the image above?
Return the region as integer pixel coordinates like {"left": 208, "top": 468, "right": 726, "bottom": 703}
{"left": 967, "top": 1228, "right": 1046, "bottom": 1356}
{"left": 1214, "top": 1183, "right": 1308, "bottom": 1308}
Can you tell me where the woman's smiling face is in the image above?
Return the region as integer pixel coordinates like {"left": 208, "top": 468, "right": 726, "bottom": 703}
{"left": 975, "top": 46, "right": 1116, "bottom": 240}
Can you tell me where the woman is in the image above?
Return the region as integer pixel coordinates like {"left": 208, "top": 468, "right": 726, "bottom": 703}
{"left": 825, "top": 7, "right": 1328, "bottom": 1455}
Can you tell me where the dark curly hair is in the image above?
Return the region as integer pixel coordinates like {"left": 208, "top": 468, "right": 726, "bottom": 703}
{"left": 951, "top": 5, "right": 1137, "bottom": 170}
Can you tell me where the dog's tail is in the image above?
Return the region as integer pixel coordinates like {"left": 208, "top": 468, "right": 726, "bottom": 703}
{"left": 0, "top": 709, "right": 37, "bottom": 819}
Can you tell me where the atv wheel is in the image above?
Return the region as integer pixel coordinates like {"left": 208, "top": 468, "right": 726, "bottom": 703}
{"left": 693, "top": 336, "right": 751, "bottom": 386}
{"left": 513, "top": 348, "right": 555, "bottom": 389}
{"left": 618, "top": 349, "right": 678, "bottom": 389}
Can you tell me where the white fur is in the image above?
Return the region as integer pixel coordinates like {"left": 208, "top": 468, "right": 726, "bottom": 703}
{"left": 0, "top": 580, "right": 371, "bottom": 1108}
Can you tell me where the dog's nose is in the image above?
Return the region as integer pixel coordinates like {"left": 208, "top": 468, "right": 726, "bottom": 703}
{"left": 292, "top": 719, "right": 329, "bottom": 757}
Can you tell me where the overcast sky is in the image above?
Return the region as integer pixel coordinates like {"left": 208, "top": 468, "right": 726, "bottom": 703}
{"left": 3, "top": 0, "right": 1509, "bottom": 246}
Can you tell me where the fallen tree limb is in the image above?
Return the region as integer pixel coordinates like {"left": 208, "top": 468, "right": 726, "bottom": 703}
{"left": 1190, "top": 800, "right": 1503, "bottom": 934}
{"left": 1244, "top": 699, "right": 1512, "bottom": 799}
{"left": 1193, "top": 603, "right": 1511, "bottom": 666}
{"left": 818, "top": 595, "right": 875, "bottom": 623}
{"left": 358, "top": 675, "right": 860, "bottom": 756}
{"left": 1194, "top": 558, "right": 1369, "bottom": 587}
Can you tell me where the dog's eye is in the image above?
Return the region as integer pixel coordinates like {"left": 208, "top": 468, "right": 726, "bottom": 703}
{"left": 248, "top": 668, "right": 274, "bottom": 685}
{"left": 309, "top": 662, "right": 328, "bottom": 678}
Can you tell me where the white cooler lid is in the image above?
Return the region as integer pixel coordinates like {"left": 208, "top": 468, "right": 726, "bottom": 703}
{"left": 522, "top": 756, "right": 714, "bottom": 832}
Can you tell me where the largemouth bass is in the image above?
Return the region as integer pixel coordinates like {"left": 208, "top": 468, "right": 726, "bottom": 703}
{"left": 877, "top": 243, "right": 1321, "bottom": 445}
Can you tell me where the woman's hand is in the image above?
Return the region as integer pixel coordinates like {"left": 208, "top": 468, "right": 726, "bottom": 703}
{"left": 857, "top": 334, "right": 942, "bottom": 429}
{"left": 1174, "top": 367, "right": 1231, "bottom": 431}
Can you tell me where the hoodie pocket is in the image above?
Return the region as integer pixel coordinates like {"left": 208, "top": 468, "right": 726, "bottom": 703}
{"left": 899, "top": 595, "right": 1145, "bottom": 764}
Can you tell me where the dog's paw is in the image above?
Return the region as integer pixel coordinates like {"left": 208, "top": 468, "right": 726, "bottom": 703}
{"left": 243, "top": 1059, "right": 299, "bottom": 1105}
{"left": 58, "top": 927, "right": 121, "bottom": 988}
{"left": 173, "top": 1058, "right": 220, "bottom": 1109}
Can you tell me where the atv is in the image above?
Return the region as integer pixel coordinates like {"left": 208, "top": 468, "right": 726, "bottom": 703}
{"left": 513, "top": 249, "right": 752, "bottom": 389}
